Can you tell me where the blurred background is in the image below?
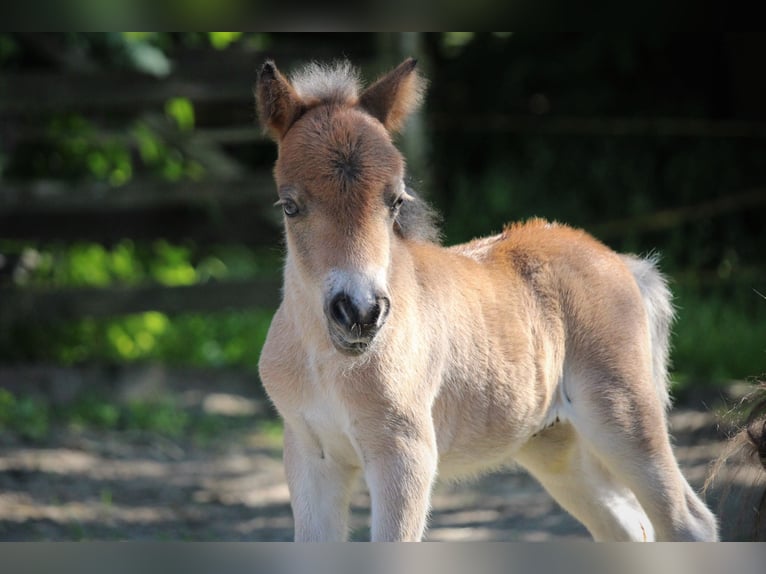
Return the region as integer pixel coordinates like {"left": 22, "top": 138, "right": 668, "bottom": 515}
{"left": 0, "top": 33, "right": 764, "bottom": 540}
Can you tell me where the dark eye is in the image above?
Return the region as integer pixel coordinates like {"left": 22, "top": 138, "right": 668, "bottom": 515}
{"left": 281, "top": 198, "right": 299, "bottom": 217}
{"left": 390, "top": 195, "right": 404, "bottom": 215}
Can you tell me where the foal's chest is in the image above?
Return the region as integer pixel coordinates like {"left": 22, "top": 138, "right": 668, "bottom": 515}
{"left": 291, "top": 356, "right": 361, "bottom": 462}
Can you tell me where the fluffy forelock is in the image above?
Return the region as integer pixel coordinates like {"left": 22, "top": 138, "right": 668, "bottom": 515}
{"left": 289, "top": 60, "right": 361, "bottom": 104}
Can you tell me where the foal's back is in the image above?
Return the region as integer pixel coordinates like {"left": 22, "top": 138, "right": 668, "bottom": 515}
{"left": 456, "top": 218, "right": 649, "bottom": 371}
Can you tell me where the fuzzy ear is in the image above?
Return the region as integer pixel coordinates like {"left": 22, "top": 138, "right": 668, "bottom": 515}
{"left": 255, "top": 60, "right": 304, "bottom": 140}
{"left": 358, "top": 58, "right": 425, "bottom": 133}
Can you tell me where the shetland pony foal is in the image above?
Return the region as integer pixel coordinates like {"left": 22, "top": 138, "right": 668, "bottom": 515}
{"left": 256, "top": 59, "right": 718, "bottom": 541}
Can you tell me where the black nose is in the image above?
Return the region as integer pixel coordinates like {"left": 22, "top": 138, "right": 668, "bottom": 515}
{"left": 329, "top": 293, "right": 390, "bottom": 336}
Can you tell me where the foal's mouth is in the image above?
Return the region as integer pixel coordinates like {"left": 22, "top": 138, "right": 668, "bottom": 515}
{"left": 334, "top": 339, "right": 370, "bottom": 356}
{"left": 327, "top": 323, "right": 374, "bottom": 356}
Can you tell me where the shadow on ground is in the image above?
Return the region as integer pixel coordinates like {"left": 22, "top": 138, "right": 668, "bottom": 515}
{"left": 0, "top": 391, "right": 763, "bottom": 541}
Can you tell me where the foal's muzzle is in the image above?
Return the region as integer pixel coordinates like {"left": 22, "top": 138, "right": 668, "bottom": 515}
{"left": 325, "top": 291, "right": 390, "bottom": 355}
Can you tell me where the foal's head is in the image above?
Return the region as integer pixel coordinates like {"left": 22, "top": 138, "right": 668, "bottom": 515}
{"left": 256, "top": 59, "right": 428, "bottom": 355}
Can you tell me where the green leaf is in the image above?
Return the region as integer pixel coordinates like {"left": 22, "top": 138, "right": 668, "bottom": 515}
{"left": 208, "top": 32, "right": 242, "bottom": 50}
{"left": 164, "top": 97, "right": 195, "bottom": 132}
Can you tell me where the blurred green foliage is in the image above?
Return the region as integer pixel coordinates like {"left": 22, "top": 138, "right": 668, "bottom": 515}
{"left": 1, "top": 238, "right": 279, "bottom": 367}
{"left": 0, "top": 34, "right": 17, "bottom": 62}
{"left": 0, "top": 387, "right": 276, "bottom": 443}
{"left": 2, "top": 307, "right": 267, "bottom": 367}
{"left": 1, "top": 33, "right": 764, "bottom": 392}
{"left": 8, "top": 114, "right": 203, "bottom": 185}
{"left": 164, "top": 97, "right": 195, "bottom": 132}
{"left": 208, "top": 32, "right": 243, "bottom": 50}
{"left": 672, "top": 285, "right": 766, "bottom": 385}
{"left": 0, "top": 389, "right": 50, "bottom": 440}
{"left": 7, "top": 239, "right": 280, "bottom": 288}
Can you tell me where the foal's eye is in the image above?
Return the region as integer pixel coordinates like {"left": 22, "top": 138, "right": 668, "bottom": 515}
{"left": 279, "top": 199, "right": 299, "bottom": 217}
{"left": 390, "top": 196, "right": 405, "bottom": 215}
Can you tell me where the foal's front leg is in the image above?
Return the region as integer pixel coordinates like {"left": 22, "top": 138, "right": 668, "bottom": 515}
{"left": 360, "top": 420, "right": 438, "bottom": 541}
{"left": 283, "top": 424, "right": 359, "bottom": 541}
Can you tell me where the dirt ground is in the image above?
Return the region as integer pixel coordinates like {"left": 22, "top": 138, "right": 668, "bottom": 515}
{"left": 0, "top": 382, "right": 763, "bottom": 541}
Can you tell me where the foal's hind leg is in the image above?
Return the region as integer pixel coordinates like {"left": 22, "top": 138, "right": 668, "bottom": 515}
{"left": 564, "top": 368, "right": 718, "bottom": 541}
{"left": 516, "top": 423, "right": 654, "bottom": 541}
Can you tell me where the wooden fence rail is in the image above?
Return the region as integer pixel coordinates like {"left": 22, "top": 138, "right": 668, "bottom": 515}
{"left": 0, "top": 278, "right": 282, "bottom": 325}
{"left": 430, "top": 114, "right": 766, "bottom": 139}
{"left": 591, "top": 188, "right": 766, "bottom": 239}
{"left": 0, "top": 177, "right": 282, "bottom": 244}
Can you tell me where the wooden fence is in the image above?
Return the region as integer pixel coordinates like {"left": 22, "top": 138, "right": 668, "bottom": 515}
{"left": 0, "top": 34, "right": 417, "bottom": 324}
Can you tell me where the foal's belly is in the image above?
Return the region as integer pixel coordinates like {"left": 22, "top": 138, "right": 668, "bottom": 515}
{"left": 437, "top": 437, "right": 526, "bottom": 480}
{"left": 432, "top": 374, "right": 558, "bottom": 481}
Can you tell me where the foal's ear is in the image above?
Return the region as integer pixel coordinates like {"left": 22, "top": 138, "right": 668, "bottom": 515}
{"left": 256, "top": 60, "right": 304, "bottom": 140}
{"left": 358, "top": 58, "right": 425, "bottom": 133}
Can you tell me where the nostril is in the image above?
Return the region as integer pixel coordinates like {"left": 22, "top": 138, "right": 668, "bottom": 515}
{"left": 361, "top": 296, "right": 390, "bottom": 328}
{"left": 375, "top": 296, "right": 391, "bottom": 325}
{"left": 366, "top": 302, "right": 382, "bottom": 326}
{"left": 330, "top": 294, "right": 356, "bottom": 329}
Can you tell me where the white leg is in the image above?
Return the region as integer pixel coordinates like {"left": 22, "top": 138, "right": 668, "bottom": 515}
{"left": 283, "top": 424, "right": 359, "bottom": 541}
{"left": 517, "top": 425, "right": 654, "bottom": 541}
{"left": 565, "top": 373, "right": 719, "bottom": 541}
{"left": 361, "top": 430, "right": 438, "bottom": 541}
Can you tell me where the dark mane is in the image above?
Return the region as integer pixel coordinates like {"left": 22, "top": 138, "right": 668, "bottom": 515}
{"left": 394, "top": 186, "right": 442, "bottom": 244}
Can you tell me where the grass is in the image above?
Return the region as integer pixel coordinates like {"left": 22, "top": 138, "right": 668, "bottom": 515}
{"left": 0, "top": 390, "right": 50, "bottom": 440}
{"left": 0, "top": 388, "right": 280, "bottom": 444}
{"left": 670, "top": 284, "right": 766, "bottom": 393}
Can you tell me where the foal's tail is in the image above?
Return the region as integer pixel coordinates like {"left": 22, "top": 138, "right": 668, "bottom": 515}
{"left": 620, "top": 253, "right": 675, "bottom": 413}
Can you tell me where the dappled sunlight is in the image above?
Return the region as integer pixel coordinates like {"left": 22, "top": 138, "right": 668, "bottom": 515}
{"left": 0, "top": 492, "right": 178, "bottom": 525}
{"left": 0, "top": 449, "right": 108, "bottom": 475}
{"left": 0, "top": 448, "right": 172, "bottom": 480}
{"left": 0, "top": 398, "right": 759, "bottom": 540}
{"left": 202, "top": 393, "right": 260, "bottom": 417}
{"left": 0, "top": 426, "right": 292, "bottom": 539}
